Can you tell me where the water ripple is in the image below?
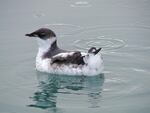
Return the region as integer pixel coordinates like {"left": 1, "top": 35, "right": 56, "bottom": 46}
{"left": 83, "top": 25, "right": 150, "bottom": 30}
{"left": 70, "top": 1, "right": 92, "bottom": 8}
{"left": 73, "top": 36, "right": 126, "bottom": 52}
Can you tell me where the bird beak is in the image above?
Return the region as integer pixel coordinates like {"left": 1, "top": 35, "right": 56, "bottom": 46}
{"left": 25, "top": 32, "right": 38, "bottom": 37}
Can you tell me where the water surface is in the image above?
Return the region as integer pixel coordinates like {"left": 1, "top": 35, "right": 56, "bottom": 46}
{"left": 0, "top": 0, "right": 150, "bottom": 113}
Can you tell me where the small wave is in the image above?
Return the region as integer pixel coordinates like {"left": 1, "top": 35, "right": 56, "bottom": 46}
{"left": 70, "top": 1, "right": 92, "bottom": 8}
{"left": 34, "top": 12, "right": 45, "bottom": 18}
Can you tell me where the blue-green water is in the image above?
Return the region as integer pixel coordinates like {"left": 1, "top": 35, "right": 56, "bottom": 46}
{"left": 0, "top": 0, "right": 150, "bottom": 113}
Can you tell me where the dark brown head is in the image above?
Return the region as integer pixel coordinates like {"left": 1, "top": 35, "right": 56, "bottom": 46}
{"left": 25, "top": 28, "right": 56, "bottom": 40}
{"left": 25, "top": 28, "right": 57, "bottom": 51}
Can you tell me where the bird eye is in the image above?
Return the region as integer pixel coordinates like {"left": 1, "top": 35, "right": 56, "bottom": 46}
{"left": 39, "top": 32, "right": 46, "bottom": 37}
{"left": 41, "top": 32, "right": 46, "bottom": 36}
{"left": 41, "top": 32, "right": 45, "bottom": 35}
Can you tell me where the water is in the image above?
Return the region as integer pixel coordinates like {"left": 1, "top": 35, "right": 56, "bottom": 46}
{"left": 0, "top": 0, "right": 150, "bottom": 113}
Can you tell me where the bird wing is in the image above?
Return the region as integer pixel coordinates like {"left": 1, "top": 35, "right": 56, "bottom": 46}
{"left": 51, "top": 52, "right": 85, "bottom": 65}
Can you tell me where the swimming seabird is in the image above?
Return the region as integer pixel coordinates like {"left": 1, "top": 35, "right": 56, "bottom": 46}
{"left": 25, "top": 28, "right": 103, "bottom": 75}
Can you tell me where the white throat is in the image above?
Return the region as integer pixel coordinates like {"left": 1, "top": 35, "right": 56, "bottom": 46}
{"left": 36, "top": 37, "right": 56, "bottom": 58}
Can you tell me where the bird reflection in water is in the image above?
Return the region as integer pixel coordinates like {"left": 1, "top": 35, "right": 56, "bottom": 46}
{"left": 28, "top": 72, "right": 104, "bottom": 109}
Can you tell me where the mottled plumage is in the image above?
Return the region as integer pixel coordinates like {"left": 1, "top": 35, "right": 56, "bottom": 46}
{"left": 25, "top": 28, "right": 103, "bottom": 75}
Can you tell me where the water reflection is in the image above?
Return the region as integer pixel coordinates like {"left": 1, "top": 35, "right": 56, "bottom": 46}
{"left": 29, "top": 72, "right": 104, "bottom": 109}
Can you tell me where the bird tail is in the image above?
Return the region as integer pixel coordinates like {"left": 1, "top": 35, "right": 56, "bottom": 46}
{"left": 88, "top": 47, "right": 102, "bottom": 55}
